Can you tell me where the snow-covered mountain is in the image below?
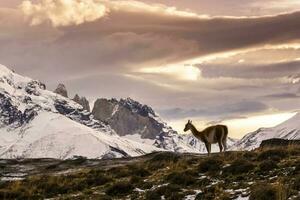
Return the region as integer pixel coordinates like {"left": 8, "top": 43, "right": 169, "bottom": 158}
{"left": 92, "top": 98, "right": 237, "bottom": 153}
{"left": 232, "top": 113, "right": 300, "bottom": 150}
{"left": 0, "top": 63, "right": 237, "bottom": 159}
{"left": 0, "top": 64, "right": 159, "bottom": 159}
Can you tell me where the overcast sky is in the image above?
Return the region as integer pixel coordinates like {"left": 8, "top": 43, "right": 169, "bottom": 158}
{"left": 1, "top": 0, "right": 300, "bottom": 138}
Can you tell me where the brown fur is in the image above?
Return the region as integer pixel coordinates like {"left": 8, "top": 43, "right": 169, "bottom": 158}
{"left": 184, "top": 120, "right": 228, "bottom": 155}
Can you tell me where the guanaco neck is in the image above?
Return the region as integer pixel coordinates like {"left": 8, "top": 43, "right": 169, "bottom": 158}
{"left": 190, "top": 124, "right": 206, "bottom": 142}
{"left": 190, "top": 124, "right": 200, "bottom": 135}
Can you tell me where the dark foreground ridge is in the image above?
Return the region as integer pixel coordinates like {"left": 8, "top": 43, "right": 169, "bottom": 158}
{"left": 260, "top": 138, "right": 300, "bottom": 148}
{"left": 0, "top": 147, "right": 300, "bottom": 200}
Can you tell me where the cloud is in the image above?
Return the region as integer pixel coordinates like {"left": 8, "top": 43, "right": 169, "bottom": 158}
{"left": 20, "top": 0, "right": 206, "bottom": 27}
{"left": 2, "top": 1, "right": 300, "bottom": 125}
{"left": 158, "top": 100, "right": 269, "bottom": 120}
{"left": 198, "top": 60, "right": 300, "bottom": 79}
{"left": 263, "top": 93, "right": 300, "bottom": 99}
{"left": 20, "top": 0, "right": 108, "bottom": 26}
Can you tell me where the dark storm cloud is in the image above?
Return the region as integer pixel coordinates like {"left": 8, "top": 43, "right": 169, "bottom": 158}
{"left": 198, "top": 60, "right": 300, "bottom": 79}
{"left": 1, "top": 1, "right": 300, "bottom": 124}
{"left": 2, "top": 6, "right": 300, "bottom": 80}
{"left": 158, "top": 100, "right": 269, "bottom": 120}
{"left": 263, "top": 93, "right": 300, "bottom": 99}
{"left": 53, "top": 10, "right": 300, "bottom": 66}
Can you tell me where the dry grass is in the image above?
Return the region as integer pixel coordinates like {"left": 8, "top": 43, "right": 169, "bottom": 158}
{"left": 0, "top": 147, "right": 299, "bottom": 199}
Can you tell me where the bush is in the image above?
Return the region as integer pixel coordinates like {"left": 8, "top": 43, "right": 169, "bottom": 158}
{"left": 258, "top": 149, "right": 287, "bottom": 161}
{"left": 243, "top": 151, "right": 258, "bottom": 161}
{"left": 145, "top": 184, "right": 183, "bottom": 200}
{"left": 147, "top": 152, "right": 181, "bottom": 170}
{"left": 107, "top": 167, "right": 130, "bottom": 178}
{"left": 150, "top": 152, "right": 181, "bottom": 163}
{"left": 195, "top": 186, "right": 217, "bottom": 200}
{"left": 165, "top": 171, "right": 196, "bottom": 186}
{"left": 105, "top": 181, "right": 134, "bottom": 197}
{"left": 292, "top": 175, "right": 300, "bottom": 190}
{"left": 258, "top": 160, "right": 278, "bottom": 171}
{"left": 294, "top": 161, "right": 300, "bottom": 174}
{"left": 198, "top": 157, "right": 223, "bottom": 173}
{"left": 250, "top": 184, "right": 277, "bottom": 200}
{"left": 223, "top": 159, "right": 255, "bottom": 175}
{"left": 128, "top": 165, "right": 151, "bottom": 177}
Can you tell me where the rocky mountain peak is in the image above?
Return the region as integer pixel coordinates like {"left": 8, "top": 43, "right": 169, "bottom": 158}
{"left": 72, "top": 94, "right": 90, "bottom": 112}
{"left": 92, "top": 98, "right": 165, "bottom": 139}
{"left": 119, "top": 97, "right": 156, "bottom": 117}
{"left": 54, "top": 83, "right": 68, "bottom": 98}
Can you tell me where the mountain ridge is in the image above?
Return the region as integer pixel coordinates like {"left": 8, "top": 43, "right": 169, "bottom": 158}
{"left": 232, "top": 112, "right": 300, "bottom": 150}
{"left": 0, "top": 64, "right": 160, "bottom": 159}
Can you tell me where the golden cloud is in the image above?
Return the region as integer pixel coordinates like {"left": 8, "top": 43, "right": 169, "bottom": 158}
{"left": 20, "top": 0, "right": 108, "bottom": 26}
{"left": 20, "top": 0, "right": 207, "bottom": 27}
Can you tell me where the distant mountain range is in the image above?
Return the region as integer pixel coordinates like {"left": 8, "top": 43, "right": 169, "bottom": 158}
{"left": 0, "top": 64, "right": 237, "bottom": 159}
{"left": 0, "top": 63, "right": 298, "bottom": 159}
{"left": 231, "top": 113, "right": 300, "bottom": 150}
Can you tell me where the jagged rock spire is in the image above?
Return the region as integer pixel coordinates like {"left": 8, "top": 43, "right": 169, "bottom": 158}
{"left": 54, "top": 83, "right": 68, "bottom": 98}
{"left": 73, "top": 94, "right": 90, "bottom": 112}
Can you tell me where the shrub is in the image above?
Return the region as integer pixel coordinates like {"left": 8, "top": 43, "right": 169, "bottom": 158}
{"left": 150, "top": 152, "right": 181, "bottom": 163}
{"left": 145, "top": 190, "right": 161, "bottom": 200}
{"left": 198, "top": 157, "right": 223, "bottom": 173}
{"left": 294, "top": 161, "right": 300, "bottom": 174}
{"left": 257, "top": 149, "right": 287, "bottom": 161}
{"left": 128, "top": 165, "right": 151, "bottom": 177}
{"left": 107, "top": 167, "right": 130, "bottom": 178}
{"left": 145, "top": 184, "right": 183, "bottom": 200}
{"left": 243, "top": 151, "right": 258, "bottom": 161}
{"left": 139, "top": 181, "right": 153, "bottom": 190}
{"left": 105, "top": 181, "right": 134, "bottom": 197}
{"left": 130, "top": 175, "right": 142, "bottom": 184}
{"left": 258, "top": 160, "right": 278, "bottom": 171}
{"left": 223, "top": 159, "right": 255, "bottom": 175}
{"left": 195, "top": 186, "right": 217, "bottom": 200}
{"left": 292, "top": 175, "right": 300, "bottom": 190}
{"left": 165, "top": 171, "right": 196, "bottom": 186}
{"left": 147, "top": 152, "right": 181, "bottom": 170}
{"left": 250, "top": 184, "right": 276, "bottom": 200}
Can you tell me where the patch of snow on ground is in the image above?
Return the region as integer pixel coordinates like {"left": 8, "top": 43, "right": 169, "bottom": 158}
{"left": 184, "top": 190, "right": 202, "bottom": 200}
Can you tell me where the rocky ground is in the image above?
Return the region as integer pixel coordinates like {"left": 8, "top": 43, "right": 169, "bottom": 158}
{"left": 0, "top": 146, "right": 300, "bottom": 200}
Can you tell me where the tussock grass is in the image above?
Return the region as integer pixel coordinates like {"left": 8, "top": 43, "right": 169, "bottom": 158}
{"left": 0, "top": 146, "right": 299, "bottom": 199}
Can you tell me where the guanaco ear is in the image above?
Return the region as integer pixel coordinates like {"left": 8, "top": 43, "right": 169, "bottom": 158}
{"left": 190, "top": 120, "right": 192, "bottom": 123}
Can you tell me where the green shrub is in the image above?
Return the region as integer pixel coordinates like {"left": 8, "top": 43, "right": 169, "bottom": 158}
{"left": 128, "top": 165, "right": 151, "bottom": 177}
{"left": 139, "top": 181, "right": 153, "bottom": 190}
{"left": 198, "top": 157, "right": 223, "bottom": 173}
{"left": 145, "top": 190, "right": 161, "bottom": 200}
{"left": 292, "top": 175, "right": 300, "bottom": 190}
{"left": 147, "top": 152, "right": 181, "bottom": 170}
{"left": 223, "top": 159, "right": 255, "bottom": 175}
{"left": 243, "top": 151, "right": 258, "bottom": 161}
{"left": 258, "top": 160, "right": 278, "bottom": 171}
{"left": 250, "top": 184, "right": 276, "bottom": 200}
{"left": 294, "top": 161, "right": 300, "bottom": 174}
{"left": 150, "top": 152, "right": 181, "bottom": 163}
{"left": 145, "top": 184, "right": 182, "bottom": 200}
{"left": 165, "top": 171, "right": 196, "bottom": 186}
{"left": 105, "top": 181, "right": 134, "bottom": 196}
{"left": 258, "top": 149, "right": 287, "bottom": 161}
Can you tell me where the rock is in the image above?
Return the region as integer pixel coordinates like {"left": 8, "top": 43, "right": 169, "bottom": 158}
{"left": 0, "top": 93, "right": 38, "bottom": 127}
{"left": 92, "top": 98, "right": 165, "bottom": 139}
{"left": 260, "top": 138, "right": 300, "bottom": 148}
{"left": 54, "top": 83, "right": 68, "bottom": 98}
{"left": 72, "top": 94, "right": 90, "bottom": 112}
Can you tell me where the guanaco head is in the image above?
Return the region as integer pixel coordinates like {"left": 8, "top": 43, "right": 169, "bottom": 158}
{"left": 184, "top": 120, "right": 193, "bottom": 132}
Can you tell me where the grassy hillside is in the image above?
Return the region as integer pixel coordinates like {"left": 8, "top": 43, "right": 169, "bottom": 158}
{"left": 0, "top": 146, "right": 300, "bottom": 200}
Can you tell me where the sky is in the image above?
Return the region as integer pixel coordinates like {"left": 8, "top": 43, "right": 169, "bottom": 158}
{"left": 1, "top": 0, "right": 300, "bottom": 138}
